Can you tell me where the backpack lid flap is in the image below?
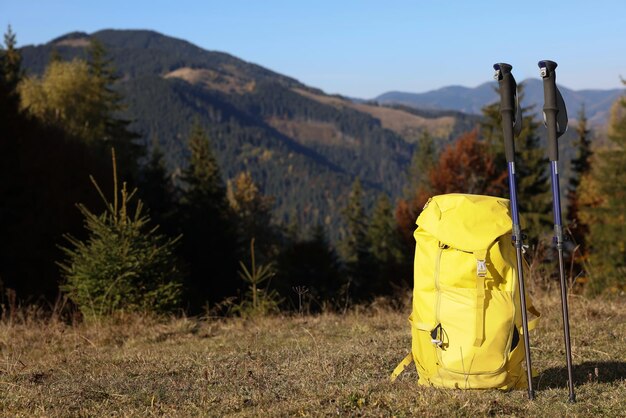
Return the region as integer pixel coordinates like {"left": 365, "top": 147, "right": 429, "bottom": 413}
{"left": 416, "top": 194, "right": 512, "bottom": 252}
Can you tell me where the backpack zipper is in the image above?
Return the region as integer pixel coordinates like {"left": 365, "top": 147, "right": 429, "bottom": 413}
{"left": 434, "top": 244, "right": 445, "bottom": 333}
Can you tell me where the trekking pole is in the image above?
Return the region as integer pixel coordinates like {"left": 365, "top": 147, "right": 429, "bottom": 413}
{"left": 493, "top": 63, "right": 535, "bottom": 400}
{"left": 538, "top": 60, "right": 576, "bottom": 403}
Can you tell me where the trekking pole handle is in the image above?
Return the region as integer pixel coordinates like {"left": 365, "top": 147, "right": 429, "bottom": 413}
{"left": 538, "top": 60, "right": 560, "bottom": 161}
{"left": 494, "top": 63, "right": 517, "bottom": 163}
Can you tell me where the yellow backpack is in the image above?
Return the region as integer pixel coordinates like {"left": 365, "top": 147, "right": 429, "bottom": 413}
{"left": 391, "top": 194, "right": 540, "bottom": 390}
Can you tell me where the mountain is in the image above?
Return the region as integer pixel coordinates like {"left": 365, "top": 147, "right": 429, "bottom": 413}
{"left": 19, "top": 29, "right": 480, "bottom": 240}
{"left": 375, "top": 80, "right": 624, "bottom": 126}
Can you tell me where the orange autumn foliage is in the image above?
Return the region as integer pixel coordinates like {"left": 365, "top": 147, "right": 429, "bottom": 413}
{"left": 396, "top": 130, "right": 507, "bottom": 245}
{"left": 429, "top": 129, "right": 507, "bottom": 196}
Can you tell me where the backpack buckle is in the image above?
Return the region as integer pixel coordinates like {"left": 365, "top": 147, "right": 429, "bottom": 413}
{"left": 477, "top": 259, "right": 487, "bottom": 277}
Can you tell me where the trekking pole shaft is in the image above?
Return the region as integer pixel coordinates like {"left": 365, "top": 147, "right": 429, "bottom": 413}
{"left": 509, "top": 164, "right": 535, "bottom": 400}
{"left": 494, "top": 62, "right": 535, "bottom": 400}
{"left": 515, "top": 247, "right": 534, "bottom": 398}
{"left": 540, "top": 59, "right": 576, "bottom": 403}
{"left": 550, "top": 162, "right": 576, "bottom": 403}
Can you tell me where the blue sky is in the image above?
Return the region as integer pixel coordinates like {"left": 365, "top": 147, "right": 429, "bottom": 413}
{"left": 2, "top": 0, "right": 625, "bottom": 98}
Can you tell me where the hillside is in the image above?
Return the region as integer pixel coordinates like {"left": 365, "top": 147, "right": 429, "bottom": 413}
{"left": 376, "top": 80, "right": 624, "bottom": 126}
{"left": 19, "top": 29, "right": 479, "bottom": 236}
{"left": 20, "top": 30, "right": 615, "bottom": 238}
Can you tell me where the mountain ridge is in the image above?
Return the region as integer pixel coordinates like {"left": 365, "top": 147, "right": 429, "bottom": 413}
{"left": 374, "top": 79, "right": 624, "bottom": 125}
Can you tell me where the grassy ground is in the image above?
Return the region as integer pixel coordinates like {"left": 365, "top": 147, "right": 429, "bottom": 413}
{"left": 0, "top": 292, "right": 624, "bottom": 417}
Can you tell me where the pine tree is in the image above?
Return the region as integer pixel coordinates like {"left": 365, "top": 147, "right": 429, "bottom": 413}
{"left": 584, "top": 94, "right": 626, "bottom": 294}
{"left": 181, "top": 123, "right": 227, "bottom": 206}
{"left": 339, "top": 178, "right": 374, "bottom": 299}
{"left": 138, "top": 142, "right": 176, "bottom": 234}
{"left": 1, "top": 25, "right": 22, "bottom": 129}
{"left": 566, "top": 105, "right": 593, "bottom": 249}
{"left": 369, "top": 194, "right": 403, "bottom": 265}
{"left": 87, "top": 39, "right": 141, "bottom": 172}
{"left": 479, "top": 85, "right": 551, "bottom": 243}
{"left": 368, "top": 193, "right": 406, "bottom": 292}
{"left": 275, "top": 225, "right": 343, "bottom": 311}
{"left": 403, "top": 130, "right": 436, "bottom": 199}
{"left": 568, "top": 106, "right": 592, "bottom": 192}
{"left": 340, "top": 179, "right": 369, "bottom": 262}
{"left": 58, "top": 150, "right": 182, "bottom": 318}
{"left": 479, "top": 99, "right": 506, "bottom": 167}
{"left": 178, "top": 122, "right": 238, "bottom": 310}
{"left": 2, "top": 25, "right": 21, "bottom": 92}
{"left": 516, "top": 110, "right": 551, "bottom": 244}
{"left": 227, "top": 171, "right": 277, "bottom": 263}
{"left": 396, "top": 131, "right": 439, "bottom": 247}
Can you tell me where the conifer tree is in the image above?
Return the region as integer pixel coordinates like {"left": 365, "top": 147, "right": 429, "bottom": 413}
{"left": 138, "top": 142, "right": 176, "bottom": 234}
{"left": 227, "top": 171, "right": 277, "bottom": 263}
{"left": 181, "top": 123, "right": 227, "bottom": 204}
{"left": 340, "top": 178, "right": 369, "bottom": 262}
{"left": 2, "top": 25, "right": 21, "bottom": 92}
{"left": 403, "top": 130, "right": 436, "bottom": 199}
{"left": 87, "top": 38, "right": 141, "bottom": 173}
{"left": 396, "top": 131, "right": 439, "bottom": 246}
{"left": 369, "top": 194, "right": 403, "bottom": 265}
{"left": 275, "top": 225, "right": 343, "bottom": 310}
{"left": 584, "top": 95, "right": 626, "bottom": 294}
{"left": 479, "top": 100, "right": 506, "bottom": 167}
{"left": 479, "top": 86, "right": 551, "bottom": 243}
{"left": 339, "top": 178, "right": 374, "bottom": 299}
{"left": 566, "top": 106, "right": 593, "bottom": 249}
{"left": 1, "top": 25, "right": 22, "bottom": 128}
{"left": 516, "top": 111, "right": 551, "bottom": 243}
{"left": 59, "top": 150, "right": 182, "bottom": 317}
{"left": 368, "top": 193, "right": 406, "bottom": 292}
{"left": 178, "top": 122, "right": 238, "bottom": 310}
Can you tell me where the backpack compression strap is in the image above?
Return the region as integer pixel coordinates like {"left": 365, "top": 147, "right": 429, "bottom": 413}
{"left": 473, "top": 249, "right": 488, "bottom": 347}
{"left": 390, "top": 352, "right": 413, "bottom": 382}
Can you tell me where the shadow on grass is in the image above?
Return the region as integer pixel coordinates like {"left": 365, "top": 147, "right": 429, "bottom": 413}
{"left": 537, "top": 361, "right": 626, "bottom": 389}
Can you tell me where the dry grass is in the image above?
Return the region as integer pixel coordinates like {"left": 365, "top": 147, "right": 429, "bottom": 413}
{"left": 53, "top": 38, "right": 91, "bottom": 48}
{"left": 293, "top": 88, "right": 455, "bottom": 141}
{"left": 0, "top": 292, "right": 624, "bottom": 417}
{"left": 266, "top": 117, "right": 358, "bottom": 147}
{"left": 350, "top": 103, "right": 455, "bottom": 141}
{"left": 163, "top": 67, "right": 255, "bottom": 94}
